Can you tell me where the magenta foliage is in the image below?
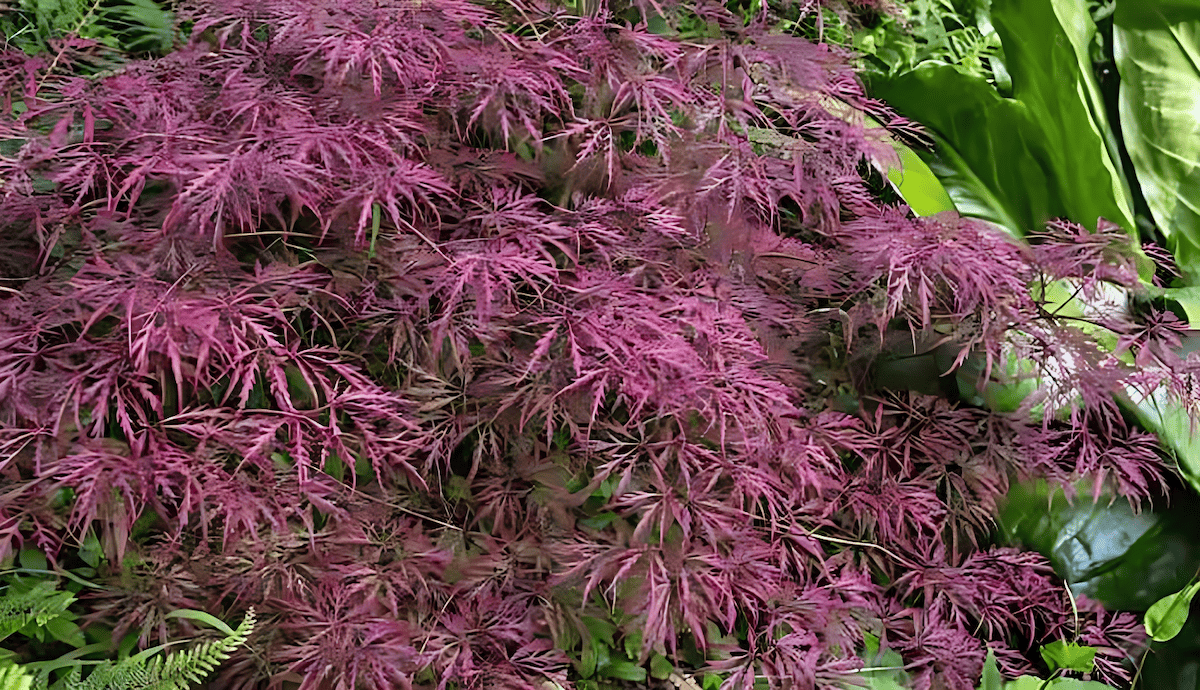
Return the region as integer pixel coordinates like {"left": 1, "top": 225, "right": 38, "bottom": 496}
{"left": 0, "top": 0, "right": 1184, "bottom": 689}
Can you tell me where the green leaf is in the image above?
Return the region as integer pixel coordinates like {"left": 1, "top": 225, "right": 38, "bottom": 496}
{"left": 623, "top": 630, "right": 642, "bottom": 659}
{"left": 1124, "top": 386, "right": 1200, "bottom": 496}
{"left": 163, "top": 608, "right": 237, "bottom": 636}
{"left": 78, "top": 530, "right": 103, "bottom": 569}
{"left": 577, "top": 512, "right": 619, "bottom": 530}
{"left": 979, "top": 649, "right": 1002, "bottom": 690}
{"left": 998, "top": 480, "right": 1158, "bottom": 588}
{"left": 1039, "top": 640, "right": 1097, "bottom": 673}
{"left": 914, "top": 131, "right": 1023, "bottom": 233}
{"left": 598, "top": 659, "right": 646, "bottom": 682}
{"left": 18, "top": 550, "right": 46, "bottom": 572}
{"left": 990, "top": 0, "right": 1134, "bottom": 230}
{"left": 42, "top": 617, "right": 85, "bottom": 648}
{"left": 868, "top": 64, "right": 1060, "bottom": 237}
{"left": 859, "top": 631, "right": 910, "bottom": 690}
{"left": 578, "top": 640, "right": 597, "bottom": 678}
{"left": 649, "top": 653, "right": 672, "bottom": 680}
{"left": 0, "top": 662, "right": 34, "bottom": 690}
{"left": 1004, "top": 677, "right": 1120, "bottom": 689}
{"left": 998, "top": 479, "right": 1200, "bottom": 612}
{"left": 1155, "top": 286, "right": 1200, "bottom": 328}
{"left": 1145, "top": 580, "right": 1200, "bottom": 642}
{"left": 580, "top": 616, "right": 616, "bottom": 647}
{"left": 884, "top": 139, "right": 957, "bottom": 217}
{"left": 868, "top": 0, "right": 1139, "bottom": 247}
{"left": 368, "top": 202, "right": 381, "bottom": 259}
{"left": 1114, "top": 2, "right": 1200, "bottom": 283}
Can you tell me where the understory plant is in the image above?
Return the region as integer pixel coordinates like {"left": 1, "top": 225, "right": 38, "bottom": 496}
{"left": 0, "top": 0, "right": 1196, "bottom": 688}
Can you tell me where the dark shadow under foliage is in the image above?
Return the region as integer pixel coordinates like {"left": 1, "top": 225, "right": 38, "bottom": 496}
{"left": 0, "top": 0, "right": 1195, "bottom": 688}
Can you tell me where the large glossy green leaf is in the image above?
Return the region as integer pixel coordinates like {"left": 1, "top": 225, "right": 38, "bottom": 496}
{"left": 913, "top": 130, "right": 1023, "bottom": 233}
{"left": 1114, "top": 2, "right": 1200, "bottom": 284}
{"left": 867, "top": 0, "right": 1136, "bottom": 239}
{"left": 860, "top": 114, "right": 957, "bottom": 217}
{"left": 1146, "top": 580, "right": 1200, "bottom": 642}
{"left": 978, "top": 649, "right": 1002, "bottom": 690}
{"left": 885, "top": 140, "right": 957, "bottom": 217}
{"left": 1125, "top": 386, "right": 1200, "bottom": 496}
{"left": 868, "top": 64, "right": 1051, "bottom": 236}
{"left": 998, "top": 480, "right": 1200, "bottom": 612}
{"left": 859, "top": 632, "right": 910, "bottom": 690}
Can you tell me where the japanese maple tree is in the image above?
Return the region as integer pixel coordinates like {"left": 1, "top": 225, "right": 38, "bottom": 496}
{"left": 0, "top": 0, "right": 1190, "bottom": 689}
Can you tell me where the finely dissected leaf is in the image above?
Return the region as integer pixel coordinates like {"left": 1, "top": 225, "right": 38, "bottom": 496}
{"left": 0, "top": 1, "right": 1180, "bottom": 689}
{"left": 1114, "top": 1, "right": 1200, "bottom": 283}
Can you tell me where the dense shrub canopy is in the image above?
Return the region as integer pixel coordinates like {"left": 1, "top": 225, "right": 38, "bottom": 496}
{"left": 0, "top": 1, "right": 1193, "bottom": 688}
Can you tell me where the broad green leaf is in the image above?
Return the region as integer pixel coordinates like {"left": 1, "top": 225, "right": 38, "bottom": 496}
{"left": 1004, "top": 677, "right": 1120, "bottom": 689}
{"left": 579, "top": 643, "right": 597, "bottom": 678}
{"left": 649, "top": 653, "right": 673, "bottom": 680}
{"left": 18, "top": 549, "right": 46, "bottom": 572}
{"left": 581, "top": 616, "right": 616, "bottom": 647}
{"left": 1039, "top": 640, "right": 1097, "bottom": 673}
{"left": 1156, "top": 287, "right": 1200, "bottom": 328}
{"left": 859, "top": 632, "right": 910, "bottom": 690}
{"left": 867, "top": 64, "right": 1050, "bottom": 236}
{"left": 1114, "top": 2, "right": 1200, "bottom": 284}
{"left": 1145, "top": 581, "right": 1200, "bottom": 642}
{"left": 868, "top": 0, "right": 1139, "bottom": 248}
{"left": 998, "top": 480, "right": 1158, "bottom": 588}
{"left": 830, "top": 111, "right": 955, "bottom": 217}
{"left": 163, "top": 608, "right": 236, "bottom": 636}
{"left": 913, "top": 131, "right": 1022, "bottom": 233}
{"left": 979, "top": 649, "right": 1002, "bottom": 690}
{"left": 999, "top": 478, "right": 1200, "bottom": 612}
{"left": 989, "top": 0, "right": 1134, "bottom": 231}
{"left": 1125, "top": 386, "right": 1200, "bottom": 496}
{"left": 579, "top": 640, "right": 598, "bottom": 678}
{"left": 623, "top": 630, "right": 642, "bottom": 659}
{"left": 598, "top": 659, "right": 646, "bottom": 682}
{"left": 885, "top": 139, "right": 957, "bottom": 216}
{"left": 42, "top": 617, "right": 85, "bottom": 648}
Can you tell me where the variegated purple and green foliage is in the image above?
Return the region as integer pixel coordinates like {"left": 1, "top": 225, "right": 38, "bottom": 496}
{"left": 0, "top": 1, "right": 1191, "bottom": 688}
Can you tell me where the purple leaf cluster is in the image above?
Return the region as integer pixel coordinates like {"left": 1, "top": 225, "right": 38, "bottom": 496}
{"left": 0, "top": 1, "right": 1187, "bottom": 689}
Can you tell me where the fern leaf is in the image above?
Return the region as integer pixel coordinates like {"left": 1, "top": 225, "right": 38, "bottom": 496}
{"left": 72, "top": 608, "right": 254, "bottom": 690}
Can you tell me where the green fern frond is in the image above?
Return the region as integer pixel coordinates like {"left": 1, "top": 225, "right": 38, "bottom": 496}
{"left": 0, "top": 580, "right": 76, "bottom": 642}
{"left": 75, "top": 608, "right": 255, "bottom": 690}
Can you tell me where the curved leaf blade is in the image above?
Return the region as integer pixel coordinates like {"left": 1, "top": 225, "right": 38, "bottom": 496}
{"left": 1145, "top": 581, "right": 1200, "bottom": 642}
{"left": 990, "top": 0, "right": 1135, "bottom": 232}
{"left": 868, "top": 0, "right": 1139, "bottom": 247}
{"left": 1114, "top": 2, "right": 1200, "bottom": 283}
